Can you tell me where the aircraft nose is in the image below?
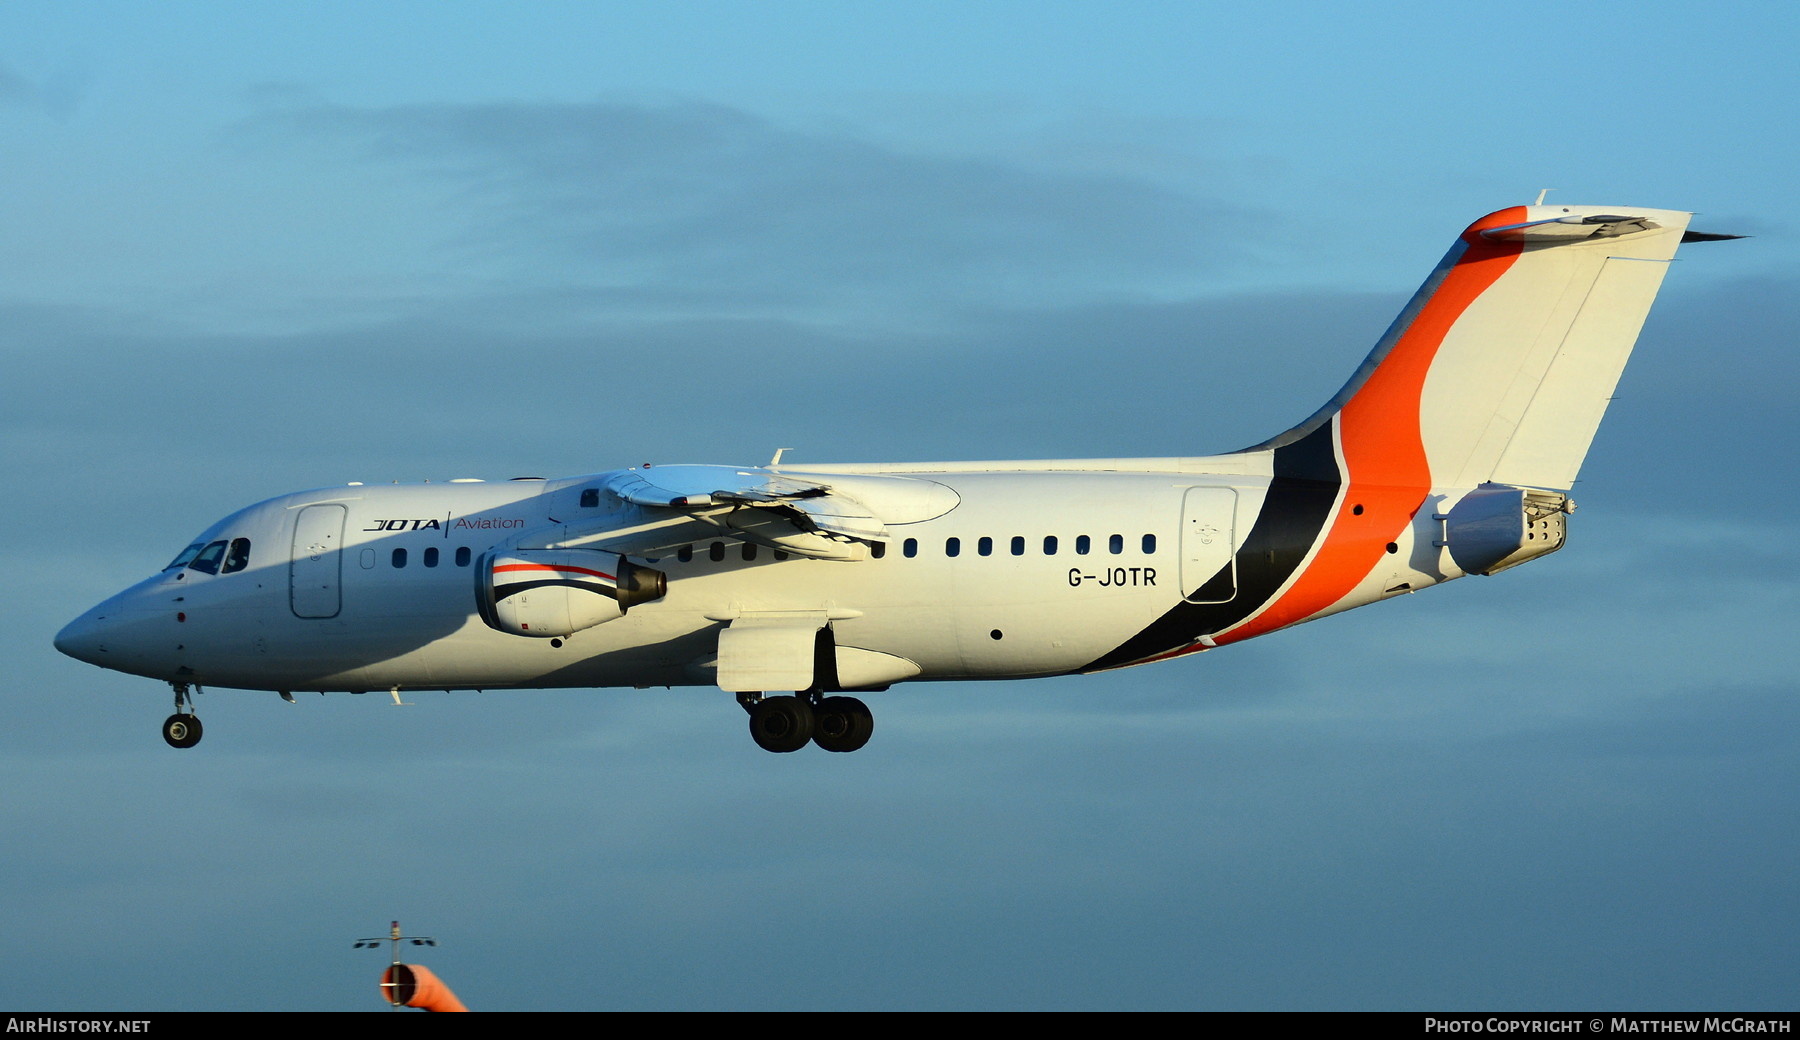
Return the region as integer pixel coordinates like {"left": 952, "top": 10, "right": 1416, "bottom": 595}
{"left": 54, "top": 611, "right": 112, "bottom": 666}
{"left": 56, "top": 585, "right": 184, "bottom": 681}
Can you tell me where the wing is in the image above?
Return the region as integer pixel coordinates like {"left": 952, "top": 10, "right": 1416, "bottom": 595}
{"left": 545, "top": 464, "right": 959, "bottom": 561}
{"left": 605, "top": 466, "right": 889, "bottom": 541}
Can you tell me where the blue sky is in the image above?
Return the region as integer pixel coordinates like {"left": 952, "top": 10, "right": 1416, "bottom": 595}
{"left": 3, "top": 1, "right": 1797, "bottom": 1011}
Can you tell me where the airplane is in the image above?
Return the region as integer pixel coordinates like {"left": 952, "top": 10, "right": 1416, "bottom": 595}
{"left": 54, "top": 203, "right": 1730, "bottom": 753}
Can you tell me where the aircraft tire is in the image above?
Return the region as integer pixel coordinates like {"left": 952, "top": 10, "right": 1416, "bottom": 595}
{"left": 812, "top": 696, "right": 873, "bottom": 753}
{"left": 748, "top": 696, "right": 814, "bottom": 753}
{"left": 163, "top": 713, "right": 203, "bottom": 749}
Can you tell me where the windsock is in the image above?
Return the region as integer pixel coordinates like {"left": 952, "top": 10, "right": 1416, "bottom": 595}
{"left": 380, "top": 963, "right": 468, "bottom": 1012}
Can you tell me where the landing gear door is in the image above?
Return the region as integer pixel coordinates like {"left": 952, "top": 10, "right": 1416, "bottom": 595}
{"left": 290, "top": 504, "right": 346, "bottom": 619}
{"left": 716, "top": 612, "right": 828, "bottom": 693}
{"left": 1181, "top": 487, "right": 1238, "bottom": 604}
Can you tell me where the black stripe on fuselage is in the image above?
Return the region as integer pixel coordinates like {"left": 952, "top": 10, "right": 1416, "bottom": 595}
{"left": 1079, "top": 421, "right": 1342, "bottom": 671}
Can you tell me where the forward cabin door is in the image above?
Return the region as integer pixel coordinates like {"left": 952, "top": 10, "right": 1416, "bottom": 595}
{"left": 290, "top": 504, "right": 346, "bottom": 619}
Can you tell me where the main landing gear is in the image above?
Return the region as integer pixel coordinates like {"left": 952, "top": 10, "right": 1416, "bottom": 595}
{"left": 163, "top": 681, "right": 203, "bottom": 749}
{"left": 739, "top": 692, "right": 874, "bottom": 754}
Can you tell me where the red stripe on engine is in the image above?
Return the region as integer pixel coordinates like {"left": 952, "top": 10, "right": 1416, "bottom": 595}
{"left": 492, "top": 563, "right": 617, "bottom": 581}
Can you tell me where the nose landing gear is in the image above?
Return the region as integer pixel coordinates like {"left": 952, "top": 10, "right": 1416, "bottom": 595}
{"left": 163, "top": 682, "right": 203, "bottom": 749}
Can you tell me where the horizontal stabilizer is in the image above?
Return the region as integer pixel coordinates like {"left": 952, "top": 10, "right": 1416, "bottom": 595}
{"left": 1480, "top": 213, "right": 1664, "bottom": 242}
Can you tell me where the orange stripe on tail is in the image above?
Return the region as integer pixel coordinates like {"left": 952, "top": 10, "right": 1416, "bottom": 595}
{"left": 1219, "top": 207, "right": 1527, "bottom": 643}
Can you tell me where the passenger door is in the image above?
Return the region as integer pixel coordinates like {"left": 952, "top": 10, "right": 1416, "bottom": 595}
{"left": 290, "top": 504, "right": 346, "bottom": 618}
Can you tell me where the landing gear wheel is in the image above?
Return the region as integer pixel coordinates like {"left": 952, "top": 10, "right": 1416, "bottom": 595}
{"left": 748, "top": 696, "right": 815, "bottom": 753}
{"left": 163, "top": 713, "right": 203, "bottom": 749}
{"left": 812, "top": 696, "right": 874, "bottom": 753}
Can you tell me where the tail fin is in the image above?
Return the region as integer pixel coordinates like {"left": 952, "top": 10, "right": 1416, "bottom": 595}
{"left": 1249, "top": 204, "right": 1692, "bottom": 490}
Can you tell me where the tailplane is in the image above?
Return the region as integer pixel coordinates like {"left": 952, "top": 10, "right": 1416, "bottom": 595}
{"left": 1248, "top": 204, "right": 1693, "bottom": 491}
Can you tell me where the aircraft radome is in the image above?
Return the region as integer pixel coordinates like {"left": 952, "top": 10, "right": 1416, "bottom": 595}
{"left": 56, "top": 204, "right": 1734, "bottom": 753}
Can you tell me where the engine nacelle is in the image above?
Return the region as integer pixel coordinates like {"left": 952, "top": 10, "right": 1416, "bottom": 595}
{"left": 475, "top": 548, "right": 665, "bottom": 638}
{"left": 1440, "top": 483, "right": 1571, "bottom": 576}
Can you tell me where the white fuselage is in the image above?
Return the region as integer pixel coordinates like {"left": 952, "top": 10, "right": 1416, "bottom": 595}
{"left": 56, "top": 454, "right": 1464, "bottom": 696}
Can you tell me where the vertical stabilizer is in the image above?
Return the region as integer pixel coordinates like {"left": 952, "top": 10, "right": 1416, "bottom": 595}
{"left": 1248, "top": 205, "right": 1691, "bottom": 491}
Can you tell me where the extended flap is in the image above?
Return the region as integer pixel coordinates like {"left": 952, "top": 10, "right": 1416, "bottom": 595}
{"left": 602, "top": 465, "right": 959, "bottom": 542}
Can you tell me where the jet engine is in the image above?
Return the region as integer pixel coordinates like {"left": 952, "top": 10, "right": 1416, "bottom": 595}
{"left": 476, "top": 548, "right": 665, "bottom": 637}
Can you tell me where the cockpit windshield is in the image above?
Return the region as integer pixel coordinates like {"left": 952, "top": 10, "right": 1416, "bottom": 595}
{"left": 186, "top": 540, "right": 229, "bottom": 575}
{"left": 164, "top": 543, "right": 205, "bottom": 571}
{"left": 165, "top": 535, "right": 253, "bottom": 575}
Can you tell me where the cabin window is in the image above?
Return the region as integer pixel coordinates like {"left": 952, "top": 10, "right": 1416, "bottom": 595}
{"left": 709, "top": 542, "right": 726, "bottom": 563}
{"left": 455, "top": 546, "right": 471, "bottom": 567}
{"left": 360, "top": 548, "right": 376, "bottom": 569}
{"left": 677, "top": 545, "right": 694, "bottom": 563}
{"left": 423, "top": 547, "right": 439, "bottom": 568}
{"left": 579, "top": 488, "right": 600, "bottom": 508}
{"left": 742, "top": 543, "right": 757, "bottom": 561}
{"left": 1142, "top": 533, "right": 1157, "bottom": 554}
{"left": 1109, "top": 534, "right": 1124, "bottom": 555}
{"left": 946, "top": 537, "right": 961, "bottom": 558}
{"left": 391, "top": 548, "right": 407, "bottom": 568}
{"left": 903, "top": 538, "right": 918, "bottom": 558}
{"left": 869, "top": 542, "right": 885, "bottom": 560}
{"left": 222, "top": 538, "right": 252, "bottom": 574}
{"left": 774, "top": 549, "right": 790, "bottom": 561}
{"left": 1043, "top": 535, "right": 1058, "bottom": 555}
{"left": 187, "top": 540, "right": 228, "bottom": 575}
{"left": 165, "top": 542, "right": 205, "bottom": 571}
{"left": 1010, "top": 536, "right": 1025, "bottom": 556}
{"left": 978, "top": 536, "right": 993, "bottom": 557}
{"left": 1075, "top": 535, "right": 1091, "bottom": 556}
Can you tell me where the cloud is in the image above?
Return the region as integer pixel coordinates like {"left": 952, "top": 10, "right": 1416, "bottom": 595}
{"left": 243, "top": 96, "right": 1259, "bottom": 319}
{"left": 0, "top": 59, "right": 86, "bottom": 118}
{"left": 0, "top": 62, "right": 31, "bottom": 106}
